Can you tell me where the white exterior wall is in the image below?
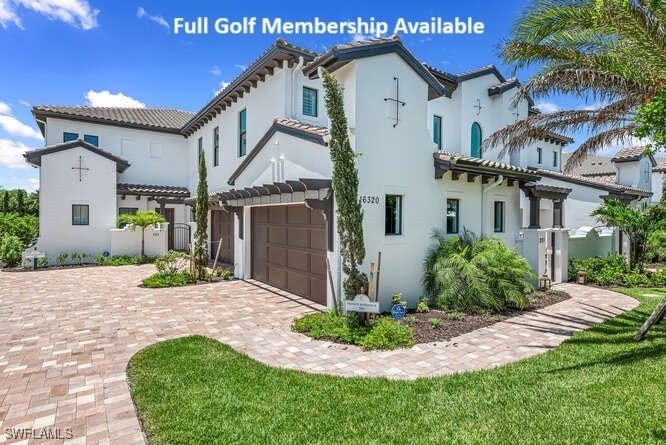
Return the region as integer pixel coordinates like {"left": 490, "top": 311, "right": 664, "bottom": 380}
{"left": 187, "top": 65, "right": 329, "bottom": 194}
{"left": 110, "top": 224, "right": 168, "bottom": 257}
{"left": 116, "top": 196, "right": 188, "bottom": 226}
{"left": 652, "top": 171, "right": 665, "bottom": 202}
{"left": 45, "top": 118, "right": 188, "bottom": 187}
{"left": 38, "top": 147, "right": 117, "bottom": 260}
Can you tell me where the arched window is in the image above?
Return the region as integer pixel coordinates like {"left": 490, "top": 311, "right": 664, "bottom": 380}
{"left": 470, "top": 122, "right": 482, "bottom": 158}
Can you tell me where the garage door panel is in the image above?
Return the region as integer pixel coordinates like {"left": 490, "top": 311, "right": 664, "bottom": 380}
{"left": 310, "top": 229, "right": 326, "bottom": 251}
{"left": 288, "top": 227, "right": 309, "bottom": 248}
{"left": 269, "top": 226, "right": 287, "bottom": 245}
{"left": 287, "top": 250, "right": 309, "bottom": 272}
{"left": 287, "top": 205, "right": 308, "bottom": 224}
{"left": 252, "top": 205, "right": 327, "bottom": 305}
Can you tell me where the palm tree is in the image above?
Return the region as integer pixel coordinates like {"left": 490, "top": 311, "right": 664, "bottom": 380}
{"left": 117, "top": 210, "right": 165, "bottom": 262}
{"left": 423, "top": 229, "right": 535, "bottom": 312}
{"left": 485, "top": 0, "right": 665, "bottom": 170}
{"left": 591, "top": 199, "right": 666, "bottom": 271}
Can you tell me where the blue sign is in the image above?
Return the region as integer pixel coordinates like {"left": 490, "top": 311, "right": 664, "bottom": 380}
{"left": 103, "top": 251, "right": 110, "bottom": 257}
{"left": 391, "top": 304, "right": 406, "bottom": 320}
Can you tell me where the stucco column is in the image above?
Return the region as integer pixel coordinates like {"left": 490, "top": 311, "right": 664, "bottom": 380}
{"left": 528, "top": 195, "right": 541, "bottom": 229}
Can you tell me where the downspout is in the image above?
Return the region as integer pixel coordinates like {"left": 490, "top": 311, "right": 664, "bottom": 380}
{"left": 481, "top": 175, "right": 504, "bottom": 234}
{"left": 291, "top": 56, "right": 304, "bottom": 118}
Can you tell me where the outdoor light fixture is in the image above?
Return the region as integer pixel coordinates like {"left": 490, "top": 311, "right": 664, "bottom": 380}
{"left": 539, "top": 273, "right": 552, "bottom": 290}
{"left": 576, "top": 269, "right": 588, "bottom": 285}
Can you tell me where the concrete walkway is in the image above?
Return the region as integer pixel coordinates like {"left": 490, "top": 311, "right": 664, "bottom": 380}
{"left": 0, "top": 265, "right": 638, "bottom": 444}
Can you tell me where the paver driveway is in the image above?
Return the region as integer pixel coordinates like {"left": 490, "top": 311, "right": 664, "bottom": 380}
{"left": 0, "top": 265, "right": 638, "bottom": 444}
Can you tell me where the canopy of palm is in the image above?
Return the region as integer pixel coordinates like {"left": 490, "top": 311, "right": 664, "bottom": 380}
{"left": 485, "top": 0, "right": 665, "bottom": 171}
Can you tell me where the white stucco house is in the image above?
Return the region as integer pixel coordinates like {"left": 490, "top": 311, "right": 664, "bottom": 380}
{"left": 24, "top": 36, "right": 653, "bottom": 310}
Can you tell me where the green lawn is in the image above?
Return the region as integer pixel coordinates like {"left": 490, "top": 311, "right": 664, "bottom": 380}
{"left": 127, "top": 288, "right": 666, "bottom": 444}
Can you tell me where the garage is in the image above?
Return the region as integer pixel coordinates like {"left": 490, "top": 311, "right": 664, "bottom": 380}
{"left": 210, "top": 210, "right": 234, "bottom": 264}
{"left": 251, "top": 204, "right": 327, "bottom": 304}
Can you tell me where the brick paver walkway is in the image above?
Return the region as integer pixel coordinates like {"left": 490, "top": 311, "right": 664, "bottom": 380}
{"left": 0, "top": 265, "right": 638, "bottom": 444}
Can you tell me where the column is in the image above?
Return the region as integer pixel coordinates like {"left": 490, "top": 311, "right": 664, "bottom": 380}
{"left": 528, "top": 195, "right": 541, "bottom": 229}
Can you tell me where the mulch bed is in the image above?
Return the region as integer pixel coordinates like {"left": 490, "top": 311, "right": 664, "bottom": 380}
{"left": 408, "top": 290, "right": 570, "bottom": 344}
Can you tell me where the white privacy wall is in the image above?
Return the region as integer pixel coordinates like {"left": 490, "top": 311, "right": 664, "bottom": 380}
{"left": 38, "top": 147, "right": 117, "bottom": 260}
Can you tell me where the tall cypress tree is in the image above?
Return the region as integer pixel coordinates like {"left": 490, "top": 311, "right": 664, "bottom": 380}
{"left": 194, "top": 149, "right": 209, "bottom": 280}
{"left": 16, "top": 190, "right": 25, "bottom": 216}
{"left": 321, "top": 69, "right": 367, "bottom": 300}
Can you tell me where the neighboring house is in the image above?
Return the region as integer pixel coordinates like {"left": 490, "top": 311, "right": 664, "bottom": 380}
{"left": 24, "top": 36, "right": 652, "bottom": 310}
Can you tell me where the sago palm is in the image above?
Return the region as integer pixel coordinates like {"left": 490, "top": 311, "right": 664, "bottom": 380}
{"left": 485, "top": 0, "right": 665, "bottom": 171}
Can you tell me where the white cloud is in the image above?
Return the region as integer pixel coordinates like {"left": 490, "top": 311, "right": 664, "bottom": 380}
{"left": 18, "top": 99, "right": 30, "bottom": 107}
{"left": 210, "top": 65, "right": 221, "bottom": 76}
{"left": 535, "top": 101, "right": 562, "bottom": 114}
{"left": 0, "top": 0, "right": 99, "bottom": 30}
{"left": 234, "top": 64, "right": 247, "bottom": 71}
{"left": 85, "top": 90, "right": 145, "bottom": 108}
{"left": 0, "top": 139, "right": 31, "bottom": 169}
{"left": 214, "top": 81, "right": 230, "bottom": 96}
{"left": 0, "top": 101, "right": 11, "bottom": 115}
{"left": 0, "top": 102, "right": 43, "bottom": 139}
{"left": 136, "top": 6, "right": 169, "bottom": 31}
{"left": 1, "top": 175, "right": 39, "bottom": 192}
{"left": 578, "top": 101, "right": 608, "bottom": 111}
{"left": 351, "top": 32, "right": 371, "bottom": 42}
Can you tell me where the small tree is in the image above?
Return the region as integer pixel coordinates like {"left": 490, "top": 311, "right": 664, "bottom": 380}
{"left": 321, "top": 69, "right": 367, "bottom": 302}
{"left": 592, "top": 199, "right": 666, "bottom": 272}
{"left": 2, "top": 191, "right": 9, "bottom": 214}
{"left": 117, "top": 210, "right": 165, "bottom": 262}
{"left": 16, "top": 190, "right": 24, "bottom": 216}
{"left": 194, "top": 149, "right": 209, "bottom": 280}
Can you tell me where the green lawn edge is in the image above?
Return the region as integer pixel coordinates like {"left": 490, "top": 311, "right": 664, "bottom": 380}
{"left": 127, "top": 288, "right": 666, "bottom": 445}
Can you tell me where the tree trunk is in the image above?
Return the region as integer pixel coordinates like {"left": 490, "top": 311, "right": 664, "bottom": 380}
{"left": 140, "top": 228, "right": 145, "bottom": 263}
{"left": 634, "top": 296, "right": 666, "bottom": 341}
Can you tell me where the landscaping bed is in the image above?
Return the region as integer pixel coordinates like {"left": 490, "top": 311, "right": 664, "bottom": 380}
{"left": 409, "top": 289, "right": 570, "bottom": 344}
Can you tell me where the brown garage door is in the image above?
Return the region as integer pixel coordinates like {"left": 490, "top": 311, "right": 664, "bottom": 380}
{"left": 252, "top": 205, "right": 327, "bottom": 305}
{"left": 211, "top": 210, "right": 234, "bottom": 264}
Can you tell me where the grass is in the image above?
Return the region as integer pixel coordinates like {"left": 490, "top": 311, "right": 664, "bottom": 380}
{"left": 127, "top": 288, "right": 666, "bottom": 444}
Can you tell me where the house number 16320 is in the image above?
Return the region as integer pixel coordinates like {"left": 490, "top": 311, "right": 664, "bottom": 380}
{"left": 359, "top": 195, "right": 380, "bottom": 204}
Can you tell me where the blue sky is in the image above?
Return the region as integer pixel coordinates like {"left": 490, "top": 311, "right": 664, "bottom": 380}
{"left": 0, "top": 0, "right": 615, "bottom": 191}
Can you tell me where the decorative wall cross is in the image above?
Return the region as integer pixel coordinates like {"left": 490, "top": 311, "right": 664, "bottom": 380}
{"left": 473, "top": 98, "right": 482, "bottom": 115}
{"left": 384, "top": 76, "right": 406, "bottom": 128}
{"left": 72, "top": 155, "right": 90, "bottom": 182}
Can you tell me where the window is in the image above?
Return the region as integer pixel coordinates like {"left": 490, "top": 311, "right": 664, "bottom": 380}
{"left": 470, "top": 122, "right": 482, "bottom": 158}
{"left": 493, "top": 201, "right": 505, "bottom": 233}
{"left": 446, "top": 199, "right": 459, "bottom": 234}
{"left": 433, "top": 115, "right": 442, "bottom": 149}
{"left": 118, "top": 207, "right": 138, "bottom": 216}
{"left": 63, "top": 132, "right": 78, "bottom": 142}
{"left": 303, "top": 87, "right": 318, "bottom": 117}
{"left": 553, "top": 150, "right": 558, "bottom": 167}
{"left": 83, "top": 134, "right": 98, "bottom": 146}
{"left": 239, "top": 109, "right": 247, "bottom": 156}
{"left": 72, "top": 205, "right": 89, "bottom": 225}
{"left": 198, "top": 137, "right": 203, "bottom": 162}
{"left": 537, "top": 147, "right": 543, "bottom": 164}
{"left": 213, "top": 126, "right": 220, "bottom": 167}
{"left": 385, "top": 195, "right": 402, "bottom": 235}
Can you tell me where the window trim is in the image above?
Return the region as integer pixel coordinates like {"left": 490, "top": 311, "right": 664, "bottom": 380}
{"left": 446, "top": 198, "right": 460, "bottom": 234}
{"left": 72, "top": 204, "right": 89, "bottom": 226}
{"left": 385, "top": 195, "right": 403, "bottom": 236}
{"left": 493, "top": 201, "right": 505, "bottom": 233}
{"left": 433, "top": 115, "right": 442, "bottom": 149}
{"left": 239, "top": 109, "right": 247, "bottom": 157}
{"left": 213, "top": 126, "right": 220, "bottom": 167}
{"left": 63, "top": 132, "right": 79, "bottom": 143}
{"left": 302, "top": 86, "right": 318, "bottom": 117}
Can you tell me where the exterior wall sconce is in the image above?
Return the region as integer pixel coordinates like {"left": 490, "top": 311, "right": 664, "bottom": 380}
{"left": 576, "top": 269, "right": 588, "bottom": 285}
{"left": 539, "top": 273, "right": 552, "bottom": 290}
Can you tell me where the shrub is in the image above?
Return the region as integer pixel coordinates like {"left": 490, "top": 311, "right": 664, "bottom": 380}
{"left": 358, "top": 317, "right": 414, "bottom": 350}
{"left": 292, "top": 312, "right": 367, "bottom": 344}
{"left": 56, "top": 252, "right": 69, "bottom": 266}
{"left": 71, "top": 252, "right": 82, "bottom": 265}
{"left": 216, "top": 268, "right": 233, "bottom": 280}
{"left": 427, "top": 318, "right": 442, "bottom": 328}
{"left": 155, "top": 250, "right": 189, "bottom": 275}
{"left": 569, "top": 255, "right": 631, "bottom": 286}
{"left": 423, "top": 229, "right": 534, "bottom": 313}
{"left": 0, "top": 213, "right": 38, "bottom": 246}
{"left": 37, "top": 254, "right": 49, "bottom": 268}
{"left": 416, "top": 296, "right": 430, "bottom": 313}
{"left": 646, "top": 230, "right": 666, "bottom": 264}
{"left": 444, "top": 311, "right": 466, "bottom": 321}
{"left": 0, "top": 234, "right": 23, "bottom": 267}
{"left": 142, "top": 271, "right": 196, "bottom": 288}
{"left": 96, "top": 255, "right": 142, "bottom": 266}
{"left": 622, "top": 271, "right": 649, "bottom": 287}
{"left": 404, "top": 315, "right": 419, "bottom": 326}
{"left": 648, "top": 269, "right": 666, "bottom": 286}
